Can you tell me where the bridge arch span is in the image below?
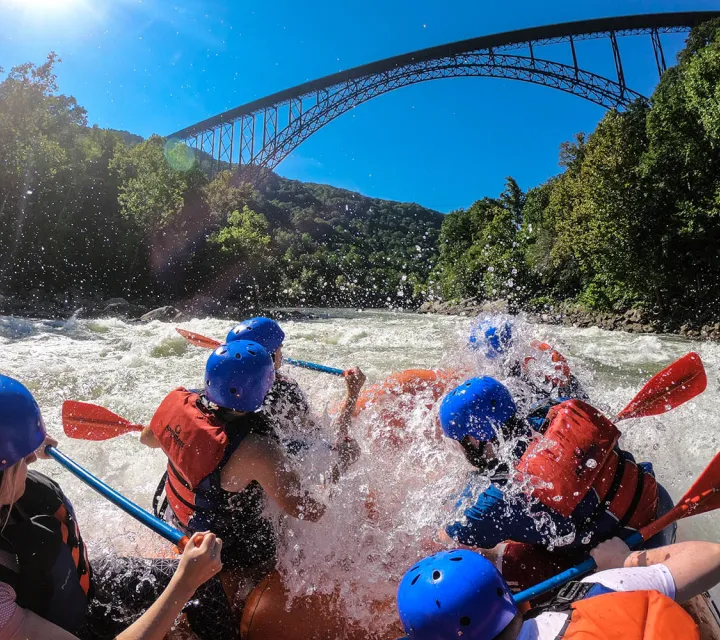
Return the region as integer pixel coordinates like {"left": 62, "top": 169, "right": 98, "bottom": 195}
{"left": 168, "top": 11, "right": 720, "bottom": 172}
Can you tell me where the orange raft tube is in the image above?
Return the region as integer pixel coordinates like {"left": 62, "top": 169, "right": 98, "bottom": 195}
{"left": 189, "top": 570, "right": 716, "bottom": 640}
{"left": 350, "top": 368, "right": 465, "bottom": 447}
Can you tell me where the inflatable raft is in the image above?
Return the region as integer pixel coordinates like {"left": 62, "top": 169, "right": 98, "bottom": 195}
{"left": 164, "top": 368, "right": 720, "bottom": 639}
{"left": 233, "top": 570, "right": 720, "bottom": 640}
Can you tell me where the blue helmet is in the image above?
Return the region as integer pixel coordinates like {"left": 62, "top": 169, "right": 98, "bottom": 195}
{"left": 226, "top": 317, "right": 285, "bottom": 355}
{"left": 398, "top": 549, "right": 517, "bottom": 640}
{"left": 468, "top": 321, "right": 513, "bottom": 359}
{"left": 204, "top": 340, "right": 275, "bottom": 412}
{"left": 439, "top": 377, "right": 516, "bottom": 442}
{"left": 0, "top": 375, "right": 47, "bottom": 470}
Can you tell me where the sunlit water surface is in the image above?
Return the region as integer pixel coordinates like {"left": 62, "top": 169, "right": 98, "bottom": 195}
{"left": 1, "top": 310, "right": 719, "bottom": 635}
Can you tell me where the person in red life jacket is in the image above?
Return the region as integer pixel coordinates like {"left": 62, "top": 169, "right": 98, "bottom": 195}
{"left": 0, "top": 374, "right": 229, "bottom": 640}
{"left": 396, "top": 536, "right": 720, "bottom": 639}
{"left": 226, "top": 317, "right": 365, "bottom": 458}
{"left": 468, "top": 320, "right": 588, "bottom": 403}
{"left": 435, "top": 377, "right": 671, "bottom": 590}
{"left": 140, "top": 339, "right": 363, "bottom": 596}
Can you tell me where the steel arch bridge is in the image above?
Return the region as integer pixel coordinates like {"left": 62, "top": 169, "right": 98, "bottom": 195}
{"left": 169, "top": 11, "right": 720, "bottom": 173}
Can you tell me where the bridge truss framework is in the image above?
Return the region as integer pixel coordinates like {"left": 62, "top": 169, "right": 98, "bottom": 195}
{"left": 169, "top": 11, "right": 720, "bottom": 173}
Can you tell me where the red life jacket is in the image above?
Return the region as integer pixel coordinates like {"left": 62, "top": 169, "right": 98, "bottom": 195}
{"left": 149, "top": 388, "right": 229, "bottom": 526}
{"left": 523, "top": 340, "right": 571, "bottom": 387}
{"left": 516, "top": 399, "right": 658, "bottom": 528}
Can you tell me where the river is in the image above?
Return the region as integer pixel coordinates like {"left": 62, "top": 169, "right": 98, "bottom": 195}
{"left": 1, "top": 309, "right": 718, "bottom": 634}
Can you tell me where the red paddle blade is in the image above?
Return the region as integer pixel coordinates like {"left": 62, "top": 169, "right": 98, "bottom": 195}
{"left": 677, "top": 450, "right": 720, "bottom": 518}
{"left": 175, "top": 328, "right": 221, "bottom": 350}
{"left": 62, "top": 401, "right": 144, "bottom": 441}
{"left": 639, "top": 450, "right": 720, "bottom": 540}
{"left": 616, "top": 352, "right": 707, "bottom": 421}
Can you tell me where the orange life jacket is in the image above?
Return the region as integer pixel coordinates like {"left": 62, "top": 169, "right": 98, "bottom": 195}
{"left": 525, "top": 581, "right": 699, "bottom": 639}
{"left": 149, "top": 388, "right": 229, "bottom": 526}
{"left": 558, "top": 590, "right": 699, "bottom": 639}
{"left": 523, "top": 341, "right": 572, "bottom": 387}
{"left": 516, "top": 399, "right": 658, "bottom": 528}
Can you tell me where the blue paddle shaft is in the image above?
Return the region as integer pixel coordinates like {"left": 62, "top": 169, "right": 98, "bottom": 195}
{"left": 285, "top": 357, "right": 344, "bottom": 376}
{"left": 47, "top": 446, "right": 185, "bottom": 546}
{"left": 513, "top": 531, "right": 644, "bottom": 604}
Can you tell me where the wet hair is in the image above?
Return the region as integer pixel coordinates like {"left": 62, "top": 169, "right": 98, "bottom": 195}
{"left": 460, "top": 414, "right": 527, "bottom": 474}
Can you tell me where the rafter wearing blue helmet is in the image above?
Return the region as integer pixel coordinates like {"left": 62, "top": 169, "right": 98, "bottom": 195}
{"left": 141, "top": 336, "right": 362, "bottom": 595}
{"left": 0, "top": 375, "right": 237, "bottom": 640}
{"left": 397, "top": 538, "right": 720, "bottom": 640}
{"left": 226, "top": 317, "right": 367, "bottom": 466}
{"left": 467, "top": 319, "right": 588, "bottom": 406}
{"left": 468, "top": 320, "right": 514, "bottom": 359}
{"left": 226, "top": 317, "right": 313, "bottom": 451}
{"left": 436, "top": 376, "right": 670, "bottom": 594}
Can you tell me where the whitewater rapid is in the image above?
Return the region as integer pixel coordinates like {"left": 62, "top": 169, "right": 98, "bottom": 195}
{"left": 1, "top": 310, "right": 719, "bottom": 631}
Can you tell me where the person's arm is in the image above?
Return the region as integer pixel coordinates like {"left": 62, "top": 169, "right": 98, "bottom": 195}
{"left": 326, "top": 367, "right": 365, "bottom": 480}
{"left": 0, "top": 534, "right": 222, "bottom": 640}
{"left": 333, "top": 367, "right": 366, "bottom": 439}
{"left": 443, "top": 483, "right": 559, "bottom": 549}
{"left": 139, "top": 427, "right": 161, "bottom": 449}
{"left": 591, "top": 537, "right": 720, "bottom": 603}
{"left": 220, "top": 435, "right": 326, "bottom": 521}
{"left": 115, "top": 532, "right": 222, "bottom": 640}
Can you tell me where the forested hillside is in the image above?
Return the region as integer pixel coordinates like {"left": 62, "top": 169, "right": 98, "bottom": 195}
{"left": 0, "top": 55, "right": 441, "bottom": 308}
{"left": 3, "top": 17, "right": 720, "bottom": 323}
{"left": 433, "top": 19, "right": 720, "bottom": 324}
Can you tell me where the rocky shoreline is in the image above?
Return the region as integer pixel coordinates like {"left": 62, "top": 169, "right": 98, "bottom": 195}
{"left": 2, "top": 291, "right": 719, "bottom": 341}
{"left": 0, "top": 293, "right": 324, "bottom": 324}
{"left": 418, "top": 297, "right": 720, "bottom": 342}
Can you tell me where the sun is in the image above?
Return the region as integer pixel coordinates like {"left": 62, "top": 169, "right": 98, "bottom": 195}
{"left": 3, "top": 0, "right": 83, "bottom": 16}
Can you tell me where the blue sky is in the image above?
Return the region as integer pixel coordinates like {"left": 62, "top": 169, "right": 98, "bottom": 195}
{"left": 0, "top": 0, "right": 716, "bottom": 212}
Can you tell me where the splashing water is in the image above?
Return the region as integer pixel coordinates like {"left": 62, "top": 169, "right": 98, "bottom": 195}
{"left": 1, "top": 310, "right": 719, "bottom": 635}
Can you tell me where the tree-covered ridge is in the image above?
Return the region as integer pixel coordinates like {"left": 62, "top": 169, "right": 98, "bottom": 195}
{"left": 434, "top": 18, "right": 720, "bottom": 322}
{"left": 3, "top": 18, "right": 720, "bottom": 323}
{"left": 0, "top": 57, "right": 442, "bottom": 308}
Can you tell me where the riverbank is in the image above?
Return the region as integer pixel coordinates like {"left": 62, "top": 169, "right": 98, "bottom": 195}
{"left": 0, "top": 293, "right": 324, "bottom": 324}
{"left": 3, "top": 291, "right": 719, "bottom": 341}
{"left": 418, "top": 297, "right": 720, "bottom": 341}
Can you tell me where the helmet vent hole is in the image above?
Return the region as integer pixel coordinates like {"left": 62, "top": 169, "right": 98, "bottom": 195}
{"left": 449, "top": 556, "right": 462, "bottom": 562}
{"left": 235, "top": 353, "right": 241, "bottom": 359}
{"left": 410, "top": 565, "right": 420, "bottom": 572}
{"left": 230, "top": 388, "right": 237, "bottom": 394}
{"left": 460, "top": 616, "right": 471, "bottom": 627}
{"left": 496, "top": 588, "right": 504, "bottom": 597}
{"left": 247, "top": 347, "right": 256, "bottom": 355}
{"left": 432, "top": 570, "right": 441, "bottom": 581}
{"left": 435, "top": 599, "right": 441, "bottom": 609}
{"left": 411, "top": 575, "right": 420, "bottom": 586}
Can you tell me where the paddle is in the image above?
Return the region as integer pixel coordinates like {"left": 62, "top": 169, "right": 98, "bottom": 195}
{"left": 63, "top": 400, "right": 144, "bottom": 441}
{"left": 284, "top": 357, "right": 344, "bottom": 376}
{"left": 175, "top": 327, "right": 345, "bottom": 376}
{"left": 513, "top": 449, "right": 720, "bottom": 604}
{"left": 46, "top": 446, "right": 192, "bottom": 550}
{"left": 615, "top": 351, "right": 706, "bottom": 422}
{"left": 175, "top": 328, "right": 220, "bottom": 350}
